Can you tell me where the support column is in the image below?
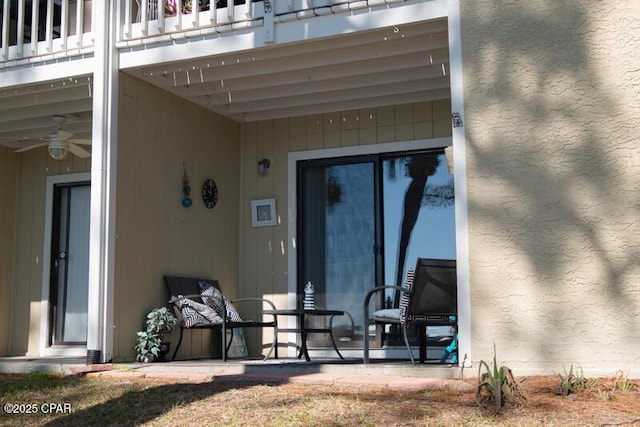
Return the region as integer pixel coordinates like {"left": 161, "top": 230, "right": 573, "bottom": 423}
{"left": 447, "top": 0, "right": 472, "bottom": 369}
{"left": 87, "top": 0, "right": 119, "bottom": 364}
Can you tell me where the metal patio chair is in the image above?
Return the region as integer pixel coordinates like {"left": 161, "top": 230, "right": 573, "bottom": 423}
{"left": 363, "top": 258, "right": 457, "bottom": 365}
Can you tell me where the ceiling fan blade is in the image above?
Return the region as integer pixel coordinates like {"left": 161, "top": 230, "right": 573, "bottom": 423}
{"left": 68, "top": 138, "right": 92, "bottom": 146}
{"left": 15, "top": 142, "right": 49, "bottom": 153}
{"left": 56, "top": 130, "right": 74, "bottom": 140}
{"left": 68, "top": 143, "right": 91, "bottom": 159}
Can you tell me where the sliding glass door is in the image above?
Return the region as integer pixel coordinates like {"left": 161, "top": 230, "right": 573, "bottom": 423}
{"left": 297, "top": 149, "right": 456, "bottom": 349}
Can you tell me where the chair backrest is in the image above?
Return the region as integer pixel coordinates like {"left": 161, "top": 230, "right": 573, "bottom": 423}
{"left": 406, "top": 258, "right": 457, "bottom": 320}
{"left": 164, "top": 275, "right": 221, "bottom": 305}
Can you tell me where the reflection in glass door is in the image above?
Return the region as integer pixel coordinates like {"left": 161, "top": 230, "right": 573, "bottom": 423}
{"left": 49, "top": 183, "right": 90, "bottom": 345}
{"left": 298, "top": 159, "right": 377, "bottom": 346}
{"left": 298, "top": 149, "right": 455, "bottom": 349}
{"left": 382, "top": 153, "right": 456, "bottom": 307}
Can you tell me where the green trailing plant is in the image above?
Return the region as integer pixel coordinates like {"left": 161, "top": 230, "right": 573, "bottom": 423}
{"left": 556, "top": 364, "right": 587, "bottom": 396}
{"left": 134, "top": 307, "right": 177, "bottom": 362}
{"left": 475, "top": 344, "right": 527, "bottom": 415}
{"left": 144, "top": 307, "right": 178, "bottom": 337}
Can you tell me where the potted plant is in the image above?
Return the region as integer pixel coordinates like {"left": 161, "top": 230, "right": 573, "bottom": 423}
{"left": 135, "top": 307, "right": 178, "bottom": 362}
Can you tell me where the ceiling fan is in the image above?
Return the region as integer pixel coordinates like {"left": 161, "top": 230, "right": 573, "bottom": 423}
{"left": 13, "top": 115, "right": 92, "bottom": 160}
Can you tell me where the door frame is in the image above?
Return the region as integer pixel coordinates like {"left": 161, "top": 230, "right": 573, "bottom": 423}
{"left": 287, "top": 137, "right": 469, "bottom": 361}
{"left": 39, "top": 172, "right": 91, "bottom": 357}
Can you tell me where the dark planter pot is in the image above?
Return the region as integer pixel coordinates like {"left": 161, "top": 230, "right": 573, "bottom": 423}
{"left": 157, "top": 342, "right": 171, "bottom": 362}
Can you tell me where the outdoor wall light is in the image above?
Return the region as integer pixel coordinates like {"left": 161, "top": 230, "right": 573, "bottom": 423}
{"left": 258, "top": 158, "right": 271, "bottom": 175}
{"left": 452, "top": 112, "right": 463, "bottom": 128}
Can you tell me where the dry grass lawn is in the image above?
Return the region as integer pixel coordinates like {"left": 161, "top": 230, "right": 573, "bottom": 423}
{"left": 0, "top": 372, "right": 639, "bottom": 426}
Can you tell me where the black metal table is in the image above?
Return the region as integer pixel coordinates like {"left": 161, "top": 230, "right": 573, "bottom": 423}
{"left": 263, "top": 309, "right": 345, "bottom": 361}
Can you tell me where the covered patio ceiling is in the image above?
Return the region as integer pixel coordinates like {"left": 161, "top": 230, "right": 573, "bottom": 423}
{"left": 0, "top": 19, "right": 450, "bottom": 149}
{"left": 129, "top": 19, "right": 451, "bottom": 123}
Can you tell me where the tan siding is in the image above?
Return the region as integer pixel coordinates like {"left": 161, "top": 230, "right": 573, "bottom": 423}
{"left": 0, "top": 147, "right": 18, "bottom": 355}
{"left": 113, "top": 73, "right": 241, "bottom": 361}
{"left": 460, "top": 1, "right": 640, "bottom": 373}
{"left": 8, "top": 144, "right": 90, "bottom": 355}
{"left": 240, "top": 101, "right": 451, "bottom": 356}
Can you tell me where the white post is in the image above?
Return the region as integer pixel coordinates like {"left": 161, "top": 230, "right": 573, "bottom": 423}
{"left": 16, "top": 0, "right": 25, "bottom": 58}
{"left": 60, "top": 0, "right": 69, "bottom": 49}
{"left": 447, "top": 0, "right": 471, "bottom": 369}
{"left": 46, "top": 0, "right": 54, "bottom": 52}
{"left": 263, "top": 0, "right": 274, "bottom": 44}
{"left": 30, "top": 0, "right": 39, "bottom": 55}
{"left": 1, "top": 0, "right": 8, "bottom": 60}
{"left": 77, "top": 0, "right": 84, "bottom": 46}
{"left": 87, "top": 0, "right": 119, "bottom": 364}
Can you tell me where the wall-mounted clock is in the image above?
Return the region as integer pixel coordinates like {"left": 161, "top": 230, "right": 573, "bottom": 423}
{"left": 202, "top": 178, "right": 218, "bottom": 209}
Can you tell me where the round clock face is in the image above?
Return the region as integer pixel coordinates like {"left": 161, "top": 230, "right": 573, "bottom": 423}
{"left": 202, "top": 179, "right": 218, "bottom": 209}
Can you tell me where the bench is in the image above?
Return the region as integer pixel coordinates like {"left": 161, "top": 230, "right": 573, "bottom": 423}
{"left": 164, "top": 275, "right": 278, "bottom": 361}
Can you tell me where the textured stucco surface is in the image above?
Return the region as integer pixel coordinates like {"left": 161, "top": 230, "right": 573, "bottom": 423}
{"left": 460, "top": 1, "right": 640, "bottom": 375}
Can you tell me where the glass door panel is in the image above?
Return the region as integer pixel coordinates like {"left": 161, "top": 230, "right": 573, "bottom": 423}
{"left": 299, "top": 160, "right": 376, "bottom": 346}
{"left": 50, "top": 184, "right": 90, "bottom": 345}
{"left": 380, "top": 152, "right": 456, "bottom": 346}
{"left": 382, "top": 152, "right": 456, "bottom": 304}
{"left": 298, "top": 148, "right": 456, "bottom": 351}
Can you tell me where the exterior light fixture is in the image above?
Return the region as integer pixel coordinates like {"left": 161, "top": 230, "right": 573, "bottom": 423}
{"left": 258, "top": 158, "right": 271, "bottom": 175}
{"left": 452, "top": 112, "right": 463, "bottom": 128}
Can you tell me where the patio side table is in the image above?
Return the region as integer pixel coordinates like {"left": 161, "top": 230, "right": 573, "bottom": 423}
{"left": 263, "top": 309, "right": 345, "bottom": 362}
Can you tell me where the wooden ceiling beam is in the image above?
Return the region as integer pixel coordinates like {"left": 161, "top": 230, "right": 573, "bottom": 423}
{"left": 153, "top": 33, "right": 449, "bottom": 88}
{"left": 222, "top": 77, "right": 450, "bottom": 114}
{"left": 207, "top": 66, "right": 450, "bottom": 106}
{"left": 0, "top": 85, "right": 92, "bottom": 113}
{"left": 239, "top": 88, "right": 452, "bottom": 122}
{"left": 139, "top": 19, "right": 449, "bottom": 78}
{"left": 186, "top": 49, "right": 450, "bottom": 96}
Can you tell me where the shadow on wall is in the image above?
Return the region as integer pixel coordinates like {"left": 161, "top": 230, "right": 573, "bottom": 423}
{"left": 461, "top": 3, "right": 640, "bottom": 365}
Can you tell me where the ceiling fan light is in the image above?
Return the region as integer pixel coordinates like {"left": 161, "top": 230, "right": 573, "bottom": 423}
{"left": 49, "top": 146, "right": 69, "bottom": 160}
{"left": 48, "top": 139, "right": 69, "bottom": 160}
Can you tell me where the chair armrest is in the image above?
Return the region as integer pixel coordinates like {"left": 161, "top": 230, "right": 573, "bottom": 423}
{"left": 363, "top": 285, "right": 402, "bottom": 320}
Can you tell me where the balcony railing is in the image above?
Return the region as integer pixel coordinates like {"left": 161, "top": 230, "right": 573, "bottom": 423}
{"left": 118, "top": 0, "right": 396, "bottom": 45}
{"left": 119, "top": 0, "right": 268, "bottom": 43}
{"left": 1, "top": 0, "right": 407, "bottom": 66}
{"left": 1, "top": 0, "right": 94, "bottom": 64}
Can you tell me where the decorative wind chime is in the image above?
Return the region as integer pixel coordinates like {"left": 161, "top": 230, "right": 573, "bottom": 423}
{"left": 182, "top": 162, "right": 192, "bottom": 207}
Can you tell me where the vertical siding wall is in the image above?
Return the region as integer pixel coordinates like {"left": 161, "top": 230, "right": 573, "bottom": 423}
{"left": 0, "top": 148, "right": 18, "bottom": 355}
{"left": 461, "top": 1, "right": 640, "bottom": 374}
{"left": 6, "top": 148, "right": 90, "bottom": 356}
{"left": 240, "top": 100, "right": 451, "bottom": 356}
{"left": 113, "top": 74, "right": 241, "bottom": 361}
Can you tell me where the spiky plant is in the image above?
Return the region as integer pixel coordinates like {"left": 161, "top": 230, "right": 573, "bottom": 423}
{"left": 475, "top": 344, "right": 527, "bottom": 415}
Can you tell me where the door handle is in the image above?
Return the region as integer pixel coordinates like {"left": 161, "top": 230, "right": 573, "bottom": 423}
{"left": 59, "top": 251, "right": 67, "bottom": 260}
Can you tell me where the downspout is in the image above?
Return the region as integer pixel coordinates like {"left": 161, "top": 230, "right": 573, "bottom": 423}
{"left": 87, "top": 0, "right": 119, "bottom": 364}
